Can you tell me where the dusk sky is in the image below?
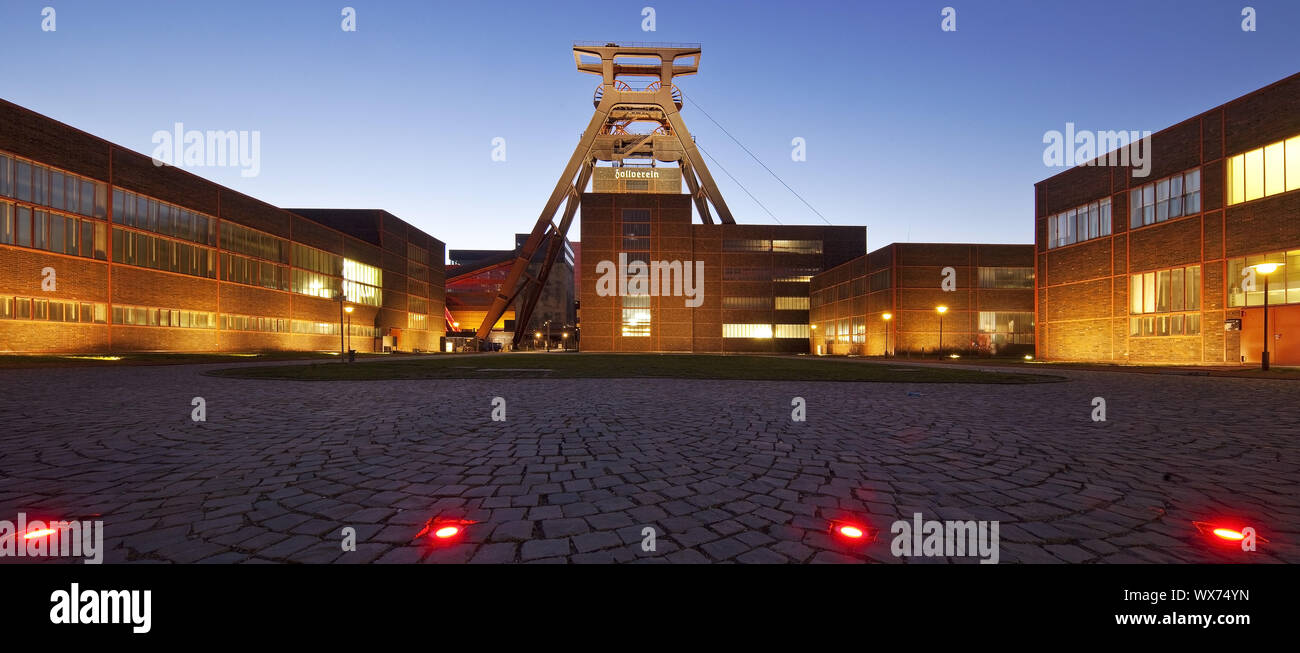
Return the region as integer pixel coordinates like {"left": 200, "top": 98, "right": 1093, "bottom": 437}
{"left": 2, "top": 0, "right": 1296, "bottom": 257}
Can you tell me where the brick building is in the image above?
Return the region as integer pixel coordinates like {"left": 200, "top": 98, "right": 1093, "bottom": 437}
{"left": 0, "top": 99, "right": 446, "bottom": 354}
{"left": 810, "top": 243, "right": 1035, "bottom": 356}
{"left": 1035, "top": 73, "right": 1300, "bottom": 365}
{"left": 578, "top": 191, "right": 865, "bottom": 353}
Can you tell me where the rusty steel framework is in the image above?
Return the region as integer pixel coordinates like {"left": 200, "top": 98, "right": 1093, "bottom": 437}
{"left": 475, "top": 42, "right": 736, "bottom": 346}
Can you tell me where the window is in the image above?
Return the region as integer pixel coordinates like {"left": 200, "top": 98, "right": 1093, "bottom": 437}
{"left": 869, "top": 269, "right": 890, "bottom": 291}
{"left": 112, "top": 188, "right": 213, "bottom": 245}
{"left": 15, "top": 160, "right": 32, "bottom": 202}
{"left": 1228, "top": 250, "right": 1300, "bottom": 307}
{"left": 772, "top": 240, "right": 822, "bottom": 254}
{"left": 1129, "top": 265, "right": 1201, "bottom": 337}
{"left": 722, "top": 296, "right": 769, "bottom": 310}
{"left": 1227, "top": 134, "right": 1300, "bottom": 206}
{"left": 0, "top": 154, "right": 10, "bottom": 197}
{"left": 16, "top": 207, "right": 31, "bottom": 246}
{"left": 0, "top": 202, "right": 10, "bottom": 244}
{"left": 112, "top": 228, "right": 215, "bottom": 278}
{"left": 723, "top": 323, "right": 773, "bottom": 338}
{"left": 723, "top": 239, "right": 770, "bottom": 252}
{"left": 774, "top": 296, "right": 809, "bottom": 310}
{"left": 621, "top": 308, "right": 651, "bottom": 336}
{"left": 112, "top": 304, "right": 215, "bottom": 329}
{"left": 0, "top": 296, "right": 106, "bottom": 324}
{"left": 773, "top": 266, "right": 819, "bottom": 282}
{"left": 978, "top": 311, "right": 1035, "bottom": 345}
{"left": 1048, "top": 198, "right": 1111, "bottom": 249}
{"left": 221, "top": 222, "right": 288, "bottom": 262}
{"left": 342, "top": 258, "right": 382, "bottom": 306}
{"left": 723, "top": 267, "right": 769, "bottom": 281}
{"left": 1129, "top": 168, "right": 1200, "bottom": 228}
{"left": 410, "top": 296, "right": 430, "bottom": 315}
{"left": 978, "top": 267, "right": 1034, "bottom": 288}
{"left": 221, "top": 314, "right": 289, "bottom": 333}
{"left": 774, "top": 324, "right": 809, "bottom": 339}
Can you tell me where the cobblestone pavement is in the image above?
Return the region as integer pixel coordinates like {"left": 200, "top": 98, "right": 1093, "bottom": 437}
{"left": 0, "top": 361, "right": 1296, "bottom": 564}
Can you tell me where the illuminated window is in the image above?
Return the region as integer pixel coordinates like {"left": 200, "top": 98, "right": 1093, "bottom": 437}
{"left": 343, "top": 258, "right": 382, "bottom": 307}
{"left": 1228, "top": 250, "right": 1300, "bottom": 307}
{"left": 723, "top": 296, "right": 768, "bottom": 310}
{"left": 1129, "top": 265, "right": 1200, "bottom": 336}
{"left": 621, "top": 308, "right": 651, "bottom": 336}
{"left": 978, "top": 267, "right": 1034, "bottom": 288}
{"left": 1228, "top": 134, "right": 1300, "bottom": 206}
{"left": 772, "top": 240, "right": 822, "bottom": 254}
{"left": 774, "top": 324, "right": 809, "bottom": 339}
{"left": 722, "top": 323, "right": 773, "bottom": 338}
{"left": 774, "top": 296, "right": 809, "bottom": 310}
{"left": 112, "top": 303, "right": 214, "bottom": 329}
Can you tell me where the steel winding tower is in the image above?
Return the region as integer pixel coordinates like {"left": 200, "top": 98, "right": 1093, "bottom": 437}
{"left": 475, "top": 42, "right": 736, "bottom": 346}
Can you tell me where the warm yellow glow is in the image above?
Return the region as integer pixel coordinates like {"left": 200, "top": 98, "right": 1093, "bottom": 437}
{"left": 936, "top": 305, "right": 948, "bottom": 314}
{"left": 882, "top": 312, "right": 892, "bottom": 321}
{"left": 1024, "top": 355, "right": 1034, "bottom": 361}
{"left": 948, "top": 353, "right": 960, "bottom": 359}
{"left": 562, "top": 333, "right": 569, "bottom": 338}
{"left": 1265, "top": 142, "right": 1286, "bottom": 196}
{"left": 809, "top": 324, "right": 817, "bottom": 330}
{"left": 344, "top": 306, "right": 354, "bottom": 314}
{"left": 1252, "top": 263, "right": 1283, "bottom": 275}
{"left": 453, "top": 322, "right": 460, "bottom": 328}
{"left": 61, "top": 355, "right": 123, "bottom": 361}
{"left": 534, "top": 332, "right": 542, "bottom": 338}
{"left": 1244, "top": 148, "right": 1264, "bottom": 201}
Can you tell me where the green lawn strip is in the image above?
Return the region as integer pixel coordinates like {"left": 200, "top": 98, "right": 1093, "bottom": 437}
{"left": 206, "top": 353, "right": 1062, "bottom": 384}
{"left": 0, "top": 351, "right": 384, "bottom": 369}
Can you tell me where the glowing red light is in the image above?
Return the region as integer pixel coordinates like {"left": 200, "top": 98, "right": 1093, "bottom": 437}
{"left": 839, "top": 525, "right": 865, "bottom": 539}
{"left": 434, "top": 526, "right": 460, "bottom": 539}
{"left": 1212, "top": 528, "right": 1245, "bottom": 541}
{"left": 23, "top": 528, "right": 57, "bottom": 540}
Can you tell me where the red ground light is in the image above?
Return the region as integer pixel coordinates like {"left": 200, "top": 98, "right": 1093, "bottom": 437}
{"left": 415, "top": 518, "right": 476, "bottom": 543}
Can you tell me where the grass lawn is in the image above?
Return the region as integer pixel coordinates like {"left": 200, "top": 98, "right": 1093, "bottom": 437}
{"left": 0, "top": 351, "right": 382, "bottom": 369}
{"left": 206, "top": 353, "right": 1062, "bottom": 383}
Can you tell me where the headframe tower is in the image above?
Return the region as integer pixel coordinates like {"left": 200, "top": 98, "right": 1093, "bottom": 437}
{"left": 475, "top": 42, "right": 736, "bottom": 346}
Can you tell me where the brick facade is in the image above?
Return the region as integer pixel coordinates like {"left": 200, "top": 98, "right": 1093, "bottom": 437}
{"left": 810, "top": 243, "right": 1035, "bottom": 356}
{"left": 579, "top": 192, "right": 865, "bottom": 353}
{"left": 1035, "top": 73, "right": 1300, "bottom": 365}
{"left": 0, "top": 99, "right": 445, "bottom": 354}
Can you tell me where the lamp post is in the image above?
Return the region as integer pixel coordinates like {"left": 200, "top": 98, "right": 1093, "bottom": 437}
{"left": 534, "top": 331, "right": 542, "bottom": 350}
{"left": 344, "top": 306, "right": 354, "bottom": 360}
{"left": 337, "top": 291, "right": 347, "bottom": 361}
{"left": 1251, "top": 262, "right": 1283, "bottom": 370}
{"left": 936, "top": 305, "right": 949, "bottom": 356}
{"left": 882, "top": 312, "right": 893, "bottom": 357}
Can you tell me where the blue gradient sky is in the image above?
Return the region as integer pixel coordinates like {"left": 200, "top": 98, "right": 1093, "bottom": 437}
{"left": 2, "top": 0, "right": 1296, "bottom": 258}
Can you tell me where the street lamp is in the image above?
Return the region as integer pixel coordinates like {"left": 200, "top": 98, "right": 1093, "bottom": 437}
{"left": 882, "top": 312, "right": 893, "bottom": 357}
{"left": 936, "top": 305, "right": 949, "bottom": 356}
{"left": 1251, "top": 262, "right": 1284, "bottom": 370}
{"left": 344, "top": 306, "right": 354, "bottom": 360}
{"left": 534, "top": 331, "right": 542, "bottom": 350}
